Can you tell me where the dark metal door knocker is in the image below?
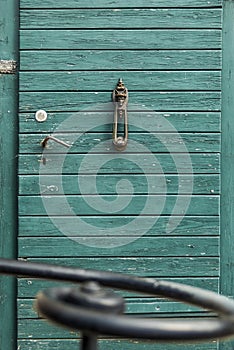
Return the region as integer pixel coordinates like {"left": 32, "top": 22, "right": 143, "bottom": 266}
{"left": 112, "top": 78, "right": 128, "bottom": 151}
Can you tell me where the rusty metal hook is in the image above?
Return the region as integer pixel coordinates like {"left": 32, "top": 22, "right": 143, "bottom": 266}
{"left": 112, "top": 78, "right": 128, "bottom": 151}
{"left": 41, "top": 135, "right": 70, "bottom": 148}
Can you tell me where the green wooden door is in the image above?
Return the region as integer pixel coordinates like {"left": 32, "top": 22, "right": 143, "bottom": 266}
{"left": 1, "top": 0, "right": 234, "bottom": 349}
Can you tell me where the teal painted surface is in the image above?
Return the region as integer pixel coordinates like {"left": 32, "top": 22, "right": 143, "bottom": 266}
{"left": 18, "top": 216, "right": 220, "bottom": 237}
{"left": 19, "top": 154, "right": 220, "bottom": 174}
{"left": 19, "top": 174, "right": 219, "bottom": 195}
{"left": 19, "top": 133, "right": 221, "bottom": 153}
{"left": 17, "top": 277, "right": 219, "bottom": 297}
{"left": 18, "top": 237, "right": 219, "bottom": 257}
{"left": 18, "top": 195, "right": 219, "bottom": 216}
{"left": 17, "top": 340, "right": 218, "bottom": 350}
{"left": 19, "top": 112, "right": 221, "bottom": 133}
{"left": 0, "top": 0, "right": 18, "bottom": 348}
{"left": 20, "top": 50, "right": 222, "bottom": 71}
{"left": 21, "top": 257, "right": 220, "bottom": 277}
{"left": 220, "top": 0, "right": 234, "bottom": 349}
{"left": 19, "top": 0, "right": 222, "bottom": 8}
{"left": 18, "top": 2, "right": 222, "bottom": 349}
{"left": 19, "top": 298, "right": 203, "bottom": 319}
{"left": 19, "top": 92, "right": 221, "bottom": 112}
{"left": 20, "top": 9, "right": 222, "bottom": 29}
{"left": 20, "top": 30, "right": 221, "bottom": 50}
{"left": 18, "top": 340, "right": 218, "bottom": 350}
{"left": 20, "top": 71, "right": 221, "bottom": 91}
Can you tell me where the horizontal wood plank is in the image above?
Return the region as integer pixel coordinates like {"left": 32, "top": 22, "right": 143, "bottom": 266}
{"left": 20, "top": 9, "right": 222, "bottom": 29}
{"left": 19, "top": 133, "right": 221, "bottom": 154}
{"left": 18, "top": 154, "right": 220, "bottom": 174}
{"left": 19, "top": 112, "right": 221, "bottom": 133}
{"left": 18, "top": 195, "right": 219, "bottom": 216}
{"left": 17, "top": 339, "right": 218, "bottom": 350}
{"left": 18, "top": 237, "right": 219, "bottom": 257}
{"left": 19, "top": 71, "right": 221, "bottom": 92}
{"left": 20, "top": 50, "right": 222, "bottom": 71}
{"left": 18, "top": 216, "right": 220, "bottom": 237}
{"left": 17, "top": 277, "right": 219, "bottom": 297}
{"left": 19, "top": 174, "right": 219, "bottom": 195}
{"left": 17, "top": 319, "right": 219, "bottom": 344}
{"left": 19, "top": 92, "right": 221, "bottom": 112}
{"left": 20, "top": 30, "right": 221, "bottom": 50}
{"left": 19, "top": 0, "right": 222, "bottom": 8}
{"left": 19, "top": 257, "right": 220, "bottom": 277}
{"left": 18, "top": 298, "right": 202, "bottom": 319}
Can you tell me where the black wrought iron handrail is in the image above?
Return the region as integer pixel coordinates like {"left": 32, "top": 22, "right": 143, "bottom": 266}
{"left": 1, "top": 258, "right": 234, "bottom": 349}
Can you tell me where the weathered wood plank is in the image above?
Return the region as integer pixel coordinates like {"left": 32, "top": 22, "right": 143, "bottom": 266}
{"left": 19, "top": 112, "right": 221, "bottom": 133}
{"left": 17, "top": 339, "right": 218, "bottom": 350}
{"left": 17, "top": 319, "right": 219, "bottom": 345}
{"left": 19, "top": 0, "right": 222, "bottom": 8}
{"left": 220, "top": 2, "right": 234, "bottom": 348}
{"left": 19, "top": 133, "right": 221, "bottom": 154}
{"left": 20, "top": 30, "right": 221, "bottom": 50}
{"left": 17, "top": 277, "right": 219, "bottom": 297}
{"left": 18, "top": 237, "right": 219, "bottom": 257}
{"left": 19, "top": 92, "right": 221, "bottom": 112}
{"left": 18, "top": 154, "right": 220, "bottom": 174}
{"left": 17, "top": 318, "right": 78, "bottom": 339}
{"left": 20, "top": 50, "right": 222, "bottom": 71}
{"left": 17, "top": 298, "right": 202, "bottom": 319}
{"left": 19, "top": 71, "right": 221, "bottom": 92}
{"left": 20, "top": 9, "right": 222, "bottom": 29}
{"left": 0, "top": 0, "right": 18, "bottom": 348}
{"left": 22, "top": 257, "right": 220, "bottom": 277}
{"left": 19, "top": 174, "right": 219, "bottom": 195}
{"left": 18, "top": 216, "right": 220, "bottom": 237}
{"left": 18, "top": 195, "right": 219, "bottom": 216}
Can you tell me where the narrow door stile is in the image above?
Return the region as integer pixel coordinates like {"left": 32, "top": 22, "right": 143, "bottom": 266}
{"left": 220, "top": 0, "right": 234, "bottom": 349}
{"left": 0, "top": 0, "right": 19, "bottom": 348}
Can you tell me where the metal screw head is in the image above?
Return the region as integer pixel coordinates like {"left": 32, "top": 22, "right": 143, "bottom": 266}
{"left": 35, "top": 110, "right": 48, "bottom": 122}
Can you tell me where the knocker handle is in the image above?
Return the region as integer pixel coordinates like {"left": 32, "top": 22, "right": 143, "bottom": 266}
{"left": 112, "top": 78, "right": 128, "bottom": 151}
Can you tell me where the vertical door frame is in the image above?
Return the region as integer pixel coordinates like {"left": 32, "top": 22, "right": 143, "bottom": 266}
{"left": 220, "top": 0, "right": 234, "bottom": 348}
{"left": 0, "top": 0, "right": 19, "bottom": 348}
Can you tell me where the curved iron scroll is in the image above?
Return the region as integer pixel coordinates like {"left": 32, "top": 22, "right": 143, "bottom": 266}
{"left": 1, "top": 258, "right": 234, "bottom": 348}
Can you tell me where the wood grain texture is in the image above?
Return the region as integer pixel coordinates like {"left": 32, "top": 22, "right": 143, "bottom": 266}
{"left": 20, "top": 50, "right": 222, "bottom": 71}
{"left": 18, "top": 216, "right": 220, "bottom": 237}
{"left": 20, "top": 30, "right": 221, "bottom": 50}
{"left": 0, "top": 0, "right": 18, "bottom": 348}
{"left": 19, "top": 112, "right": 221, "bottom": 133}
{"left": 20, "top": 9, "right": 222, "bottom": 29}
{"left": 18, "top": 1, "right": 222, "bottom": 347}
{"left": 17, "top": 339, "right": 218, "bottom": 350}
{"left": 19, "top": 257, "right": 220, "bottom": 277}
{"left": 20, "top": 71, "right": 221, "bottom": 91}
{"left": 19, "top": 132, "right": 221, "bottom": 153}
{"left": 220, "top": 1, "right": 234, "bottom": 349}
{"left": 17, "top": 318, "right": 219, "bottom": 342}
{"left": 19, "top": 0, "right": 222, "bottom": 8}
{"left": 18, "top": 195, "right": 219, "bottom": 216}
{"left": 18, "top": 153, "right": 220, "bottom": 174}
{"left": 17, "top": 277, "right": 219, "bottom": 297}
{"left": 18, "top": 237, "right": 219, "bottom": 257}
{"left": 19, "top": 174, "right": 219, "bottom": 195}
{"left": 19, "top": 92, "right": 221, "bottom": 112}
{"left": 18, "top": 298, "right": 203, "bottom": 319}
